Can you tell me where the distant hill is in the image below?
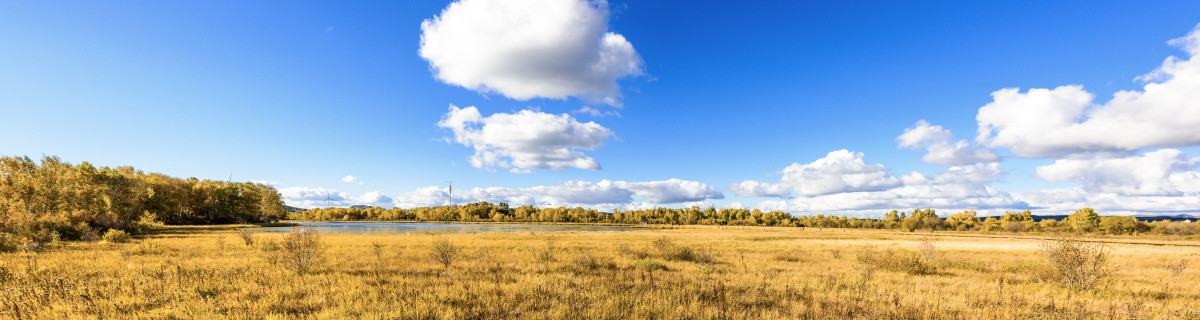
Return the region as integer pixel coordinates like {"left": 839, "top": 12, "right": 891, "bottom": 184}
{"left": 349, "top": 205, "right": 376, "bottom": 209}
{"left": 284, "top": 205, "right": 305, "bottom": 213}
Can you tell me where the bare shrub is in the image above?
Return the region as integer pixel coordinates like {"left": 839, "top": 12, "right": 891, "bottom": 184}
{"left": 236, "top": 228, "right": 255, "bottom": 246}
{"left": 371, "top": 242, "right": 387, "bottom": 276}
{"left": 80, "top": 228, "right": 101, "bottom": 242}
{"left": 858, "top": 245, "right": 936, "bottom": 275}
{"left": 618, "top": 244, "right": 650, "bottom": 259}
{"left": 885, "top": 252, "right": 938, "bottom": 275}
{"left": 534, "top": 237, "right": 557, "bottom": 263}
{"left": 1167, "top": 259, "right": 1187, "bottom": 277}
{"left": 125, "top": 240, "right": 169, "bottom": 255}
{"left": 282, "top": 227, "right": 323, "bottom": 274}
{"left": 569, "top": 249, "right": 616, "bottom": 272}
{"left": 653, "top": 237, "right": 698, "bottom": 262}
{"left": 1041, "top": 237, "right": 1110, "bottom": 290}
{"left": 431, "top": 239, "right": 459, "bottom": 268}
{"left": 917, "top": 236, "right": 940, "bottom": 263}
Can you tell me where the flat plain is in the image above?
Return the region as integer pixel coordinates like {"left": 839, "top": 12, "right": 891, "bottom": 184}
{"left": 2, "top": 225, "right": 1198, "bottom": 319}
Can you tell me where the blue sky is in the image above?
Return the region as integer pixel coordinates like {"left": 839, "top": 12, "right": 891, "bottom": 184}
{"left": 3, "top": 1, "right": 1200, "bottom": 216}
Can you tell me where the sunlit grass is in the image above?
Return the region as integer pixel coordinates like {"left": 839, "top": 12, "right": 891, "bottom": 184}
{"left": 2, "top": 225, "right": 1198, "bottom": 319}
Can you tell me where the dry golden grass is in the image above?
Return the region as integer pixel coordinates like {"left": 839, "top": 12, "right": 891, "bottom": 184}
{"left": 2, "top": 225, "right": 1199, "bottom": 319}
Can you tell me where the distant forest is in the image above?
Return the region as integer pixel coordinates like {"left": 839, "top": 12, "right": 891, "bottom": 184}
{"left": 296, "top": 202, "right": 1199, "bottom": 236}
{"left": 1, "top": 156, "right": 286, "bottom": 246}
{"left": 3, "top": 156, "right": 1198, "bottom": 250}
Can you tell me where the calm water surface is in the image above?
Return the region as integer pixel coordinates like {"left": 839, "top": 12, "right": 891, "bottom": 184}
{"left": 259, "top": 221, "right": 634, "bottom": 234}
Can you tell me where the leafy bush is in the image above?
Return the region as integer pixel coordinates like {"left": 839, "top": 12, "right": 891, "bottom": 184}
{"left": 0, "top": 233, "right": 20, "bottom": 253}
{"left": 102, "top": 229, "right": 131, "bottom": 243}
{"left": 129, "top": 212, "right": 165, "bottom": 234}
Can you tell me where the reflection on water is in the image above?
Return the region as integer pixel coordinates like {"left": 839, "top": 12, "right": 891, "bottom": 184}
{"left": 258, "top": 221, "right": 633, "bottom": 234}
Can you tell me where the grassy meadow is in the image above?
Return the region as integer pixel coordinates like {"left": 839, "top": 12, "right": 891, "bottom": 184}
{"left": 1, "top": 225, "right": 1199, "bottom": 319}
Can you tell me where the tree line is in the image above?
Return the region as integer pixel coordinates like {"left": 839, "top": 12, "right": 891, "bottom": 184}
{"left": 294, "top": 203, "right": 1199, "bottom": 236}
{"left": 1, "top": 156, "right": 286, "bottom": 248}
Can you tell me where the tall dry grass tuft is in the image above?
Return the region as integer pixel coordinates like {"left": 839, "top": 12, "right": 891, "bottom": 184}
{"left": 282, "top": 226, "right": 323, "bottom": 274}
{"left": 1041, "top": 236, "right": 1110, "bottom": 290}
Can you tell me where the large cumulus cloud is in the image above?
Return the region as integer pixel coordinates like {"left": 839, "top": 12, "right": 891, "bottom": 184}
{"left": 419, "top": 0, "right": 642, "bottom": 105}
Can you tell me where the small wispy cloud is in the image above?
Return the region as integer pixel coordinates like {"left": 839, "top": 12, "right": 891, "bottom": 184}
{"left": 572, "top": 106, "right": 620, "bottom": 118}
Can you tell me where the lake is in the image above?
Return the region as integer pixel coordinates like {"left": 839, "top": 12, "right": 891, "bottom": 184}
{"left": 258, "top": 221, "right": 635, "bottom": 234}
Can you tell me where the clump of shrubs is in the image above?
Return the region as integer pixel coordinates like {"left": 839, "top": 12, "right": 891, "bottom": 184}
{"left": 102, "top": 229, "right": 131, "bottom": 243}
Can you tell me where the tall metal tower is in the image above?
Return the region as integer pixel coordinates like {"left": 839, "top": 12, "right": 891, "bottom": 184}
{"left": 446, "top": 180, "right": 453, "bottom": 206}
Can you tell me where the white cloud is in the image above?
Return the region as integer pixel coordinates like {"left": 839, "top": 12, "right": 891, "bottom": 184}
{"left": 250, "top": 180, "right": 281, "bottom": 186}
{"left": 1036, "top": 148, "right": 1200, "bottom": 196}
{"left": 727, "top": 180, "right": 791, "bottom": 198}
{"left": 723, "top": 202, "right": 746, "bottom": 209}
{"left": 617, "top": 179, "right": 725, "bottom": 203}
{"left": 419, "top": 0, "right": 642, "bottom": 105}
{"left": 572, "top": 106, "right": 620, "bottom": 117}
{"left": 976, "top": 24, "right": 1200, "bottom": 158}
{"left": 281, "top": 187, "right": 399, "bottom": 209}
{"left": 898, "top": 120, "right": 999, "bottom": 166}
{"left": 341, "top": 175, "right": 356, "bottom": 183}
{"left": 391, "top": 178, "right": 724, "bottom": 210}
{"left": 896, "top": 120, "right": 953, "bottom": 149}
{"left": 438, "top": 105, "right": 615, "bottom": 173}
{"left": 356, "top": 191, "right": 395, "bottom": 208}
{"left": 734, "top": 150, "right": 1027, "bottom": 215}
{"left": 731, "top": 150, "right": 901, "bottom": 197}
{"left": 1016, "top": 187, "right": 1200, "bottom": 215}
{"left": 279, "top": 187, "right": 353, "bottom": 208}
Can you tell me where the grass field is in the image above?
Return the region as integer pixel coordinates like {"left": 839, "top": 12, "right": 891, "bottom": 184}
{"left": 2, "top": 225, "right": 1199, "bottom": 319}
